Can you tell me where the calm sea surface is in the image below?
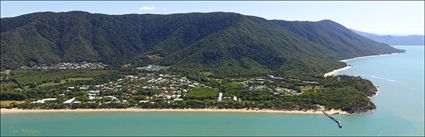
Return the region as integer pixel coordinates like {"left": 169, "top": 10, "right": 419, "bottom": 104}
{"left": 1, "top": 46, "right": 423, "bottom": 136}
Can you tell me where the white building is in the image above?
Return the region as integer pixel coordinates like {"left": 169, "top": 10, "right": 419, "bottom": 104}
{"left": 174, "top": 98, "right": 184, "bottom": 101}
{"left": 139, "top": 100, "right": 150, "bottom": 103}
{"left": 88, "top": 90, "right": 100, "bottom": 96}
{"left": 218, "top": 92, "right": 223, "bottom": 101}
{"left": 32, "top": 98, "right": 57, "bottom": 104}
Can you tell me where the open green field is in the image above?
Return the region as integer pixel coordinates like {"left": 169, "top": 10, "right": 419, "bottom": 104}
{"left": 60, "top": 78, "right": 93, "bottom": 84}
{"left": 38, "top": 82, "right": 60, "bottom": 87}
{"left": 0, "top": 100, "right": 25, "bottom": 107}
{"left": 10, "top": 70, "right": 119, "bottom": 87}
{"left": 36, "top": 77, "right": 93, "bottom": 87}
{"left": 276, "top": 87, "right": 289, "bottom": 91}
{"left": 185, "top": 88, "right": 219, "bottom": 100}
{"left": 300, "top": 86, "right": 322, "bottom": 92}
{"left": 223, "top": 82, "right": 242, "bottom": 89}
{"left": 36, "top": 77, "right": 99, "bottom": 88}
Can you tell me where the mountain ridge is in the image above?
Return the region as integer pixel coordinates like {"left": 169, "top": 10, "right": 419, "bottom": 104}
{"left": 1, "top": 11, "right": 403, "bottom": 77}
{"left": 351, "top": 29, "right": 424, "bottom": 45}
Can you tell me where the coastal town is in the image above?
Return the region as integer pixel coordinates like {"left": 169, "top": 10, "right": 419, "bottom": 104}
{"left": 1, "top": 3, "right": 422, "bottom": 136}
{"left": 1, "top": 62, "right": 377, "bottom": 114}
{"left": 20, "top": 62, "right": 107, "bottom": 70}
{"left": 23, "top": 64, "right": 309, "bottom": 106}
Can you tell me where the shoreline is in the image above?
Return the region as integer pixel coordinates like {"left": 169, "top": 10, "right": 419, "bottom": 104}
{"left": 324, "top": 52, "right": 400, "bottom": 77}
{"left": 0, "top": 108, "right": 348, "bottom": 115}
{"left": 2, "top": 54, "right": 401, "bottom": 116}
{"left": 323, "top": 66, "right": 352, "bottom": 77}
{"left": 340, "top": 53, "right": 399, "bottom": 63}
{"left": 371, "top": 86, "right": 380, "bottom": 98}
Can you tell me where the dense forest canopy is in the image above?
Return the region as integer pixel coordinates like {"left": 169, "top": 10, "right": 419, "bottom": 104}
{"left": 1, "top": 11, "right": 402, "bottom": 77}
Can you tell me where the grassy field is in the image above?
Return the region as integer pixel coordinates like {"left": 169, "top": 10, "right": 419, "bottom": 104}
{"left": 36, "top": 77, "right": 95, "bottom": 88}
{"left": 185, "top": 88, "right": 219, "bottom": 100}
{"left": 38, "top": 82, "right": 60, "bottom": 87}
{"left": 11, "top": 70, "right": 118, "bottom": 87}
{"left": 0, "top": 100, "right": 25, "bottom": 107}
{"left": 223, "top": 82, "right": 242, "bottom": 89}
{"left": 276, "top": 87, "right": 289, "bottom": 91}
{"left": 300, "top": 86, "right": 322, "bottom": 92}
{"left": 60, "top": 77, "right": 93, "bottom": 84}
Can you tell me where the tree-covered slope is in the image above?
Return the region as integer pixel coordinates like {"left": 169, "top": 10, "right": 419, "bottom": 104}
{"left": 160, "top": 16, "right": 346, "bottom": 76}
{"left": 271, "top": 20, "right": 402, "bottom": 59}
{"left": 1, "top": 11, "right": 403, "bottom": 76}
{"left": 1, "top": 11, "right": 245, "bottom": 69}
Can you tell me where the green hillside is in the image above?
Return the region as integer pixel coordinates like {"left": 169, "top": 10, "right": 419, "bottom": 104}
{"left": 1, "top": 11, "right": 403, "bottom": 77}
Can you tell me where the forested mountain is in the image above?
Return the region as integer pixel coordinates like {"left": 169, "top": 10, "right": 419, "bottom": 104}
{"left": 352, "top": 29, "right": 424, "bottom": 45}
{"left": 1, "top": 11, "right": 402, "bottom": 76}
{"left": 272, "top": 20, "right": 402, "bottom": 57}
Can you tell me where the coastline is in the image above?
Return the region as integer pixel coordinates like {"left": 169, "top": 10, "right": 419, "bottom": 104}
{"left": 2, "top": 54, "right": 402, "bottom": 116}
{"left": 323, "top": 66, "right": 352, "bottom": 77}
{"left": 340, "top": 53, "right": 399, "bottom": 63}
{"left": 0, "top": 108, "right": 348, "bottom": 115}
{"left": 371, "top": 86, "right": 380, "bottom": 98}
{"left": 324, "top": 52, "right": 400, "bottom": 77}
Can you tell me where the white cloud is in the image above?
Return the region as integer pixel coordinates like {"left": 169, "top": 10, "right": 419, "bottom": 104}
{"left": 139, "top": 6, "right": 156, "bottom": 11}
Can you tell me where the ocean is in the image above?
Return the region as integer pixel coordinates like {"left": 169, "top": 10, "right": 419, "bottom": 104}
{"left": 1, "top": 45, "right": 423, "bottom": 136}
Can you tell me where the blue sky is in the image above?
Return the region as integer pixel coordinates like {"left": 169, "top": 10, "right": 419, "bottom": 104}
{"left": 1, "top": 1, "right": 424, "bottom": 35}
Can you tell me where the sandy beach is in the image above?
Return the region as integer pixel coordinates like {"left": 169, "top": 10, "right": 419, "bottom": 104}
{"left": 340, "top": 53, "right": 399, "bottom": 62}
{"left": 2, "top": 53, "right": 401, "bottom": 116}
{"left": 323, "top": 66, "right": 352, "bottom": 77}
{"left": 324, "top": 53, "right": 400, "bottom": 77}
{"left": 0, "top": 108, "right": 348, "bottom": 115}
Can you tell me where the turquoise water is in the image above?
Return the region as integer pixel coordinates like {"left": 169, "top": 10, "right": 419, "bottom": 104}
{"left": 1, "top": 46, "right": 423, "bottom": 136}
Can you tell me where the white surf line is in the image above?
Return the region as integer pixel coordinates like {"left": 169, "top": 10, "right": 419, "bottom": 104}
{"left": 340, "top": 53, "right": 399, "bottom": 63}
{"left": 323, "top": 66, "right": 352, "bottom": 77}
{"left": 324, "top": 52, "right": 401, "bottom": 77}
{"left": 370, "top": 86, "right": 380, "bottom": 98}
